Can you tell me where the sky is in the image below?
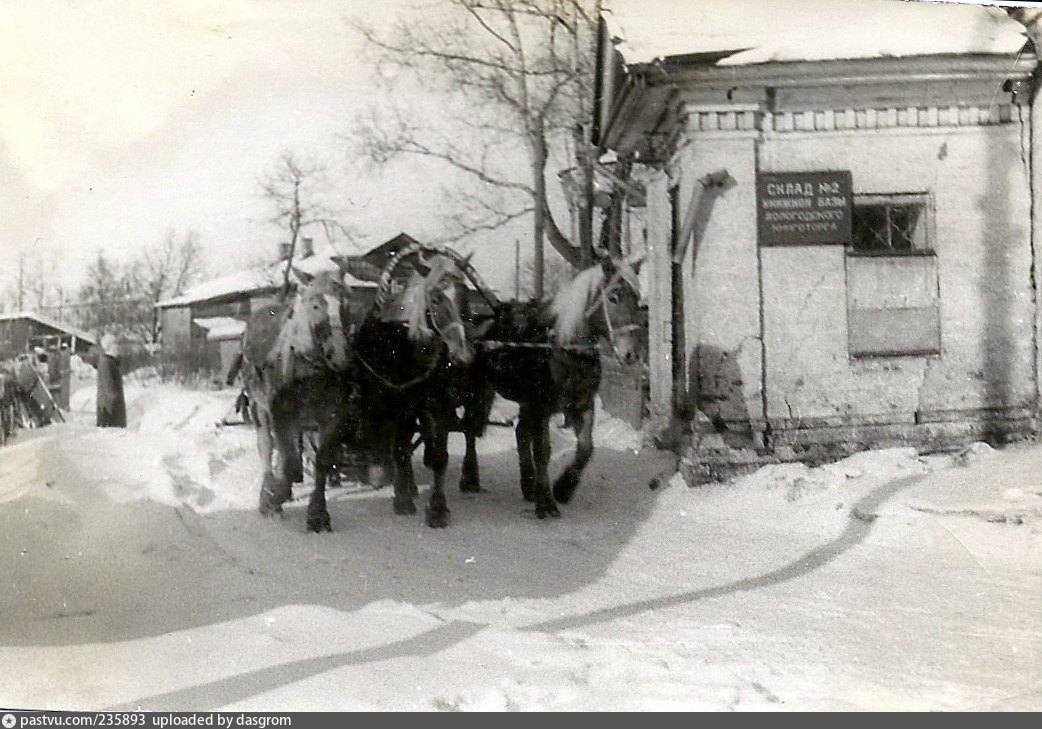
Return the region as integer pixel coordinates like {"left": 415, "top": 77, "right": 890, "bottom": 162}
{"left": 0, "top": 0, "right": 527, "bottom": 300}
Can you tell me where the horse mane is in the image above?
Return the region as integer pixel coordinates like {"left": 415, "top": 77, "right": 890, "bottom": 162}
{"left": 400, "top": 268, "right": 434, "bottom": 341}
{"left": 399, "top": 253, "right": 460, "bottom": 342}
{"left": 266, "top": 273, "right": 351, "bottom": 377}
{"left": 550, "top": 264, "right": 602, "bottom": 345}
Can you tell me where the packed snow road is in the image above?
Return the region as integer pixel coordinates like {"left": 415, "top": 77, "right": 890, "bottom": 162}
{"left": 1, "top": 380, "right": 1040, "bottom": 710}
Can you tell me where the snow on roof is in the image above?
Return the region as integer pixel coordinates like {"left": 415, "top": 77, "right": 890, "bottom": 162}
{"left": 156, "top": 251, "right": 379, "bottom": 309}
{"left": 156, "top": 267, "right": 277, "bottom": 309}
{"left": 193, "top": 317, "right": 247, "bottom": 341}
{"left": 605, "top": 0, "right": 1027, "bottom": 67}
{"left": 0, "top": 311, "right": 96, "bottom": 343}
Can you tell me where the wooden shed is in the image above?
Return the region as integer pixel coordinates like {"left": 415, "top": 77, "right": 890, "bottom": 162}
{"left": 0, "top": 312, "right": 95, "bottom": 410}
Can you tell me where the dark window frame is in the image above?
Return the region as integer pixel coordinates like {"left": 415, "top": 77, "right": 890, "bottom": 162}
{"left": 847, "top": 193, "right": 934, "bottom": 257}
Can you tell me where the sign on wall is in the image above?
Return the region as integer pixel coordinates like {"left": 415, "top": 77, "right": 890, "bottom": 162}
{"left": 757, "top": 171, "right": 852, "bottom": 246}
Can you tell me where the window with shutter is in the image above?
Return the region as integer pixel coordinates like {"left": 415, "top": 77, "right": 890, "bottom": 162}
{"left": 846, "top": 194, "right": 940, "bottom": 357}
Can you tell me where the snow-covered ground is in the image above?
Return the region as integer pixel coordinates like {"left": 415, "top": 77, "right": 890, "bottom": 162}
{"left": 1, "top": 377, "right": 1040, "bottom": 710}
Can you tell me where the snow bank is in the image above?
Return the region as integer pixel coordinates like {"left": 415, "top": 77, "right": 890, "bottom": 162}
{"left": 724, "top": 447, "right": 931, "bottom": 503}
{"left": 65, "top": 383, "right": 259, "bottom": 513}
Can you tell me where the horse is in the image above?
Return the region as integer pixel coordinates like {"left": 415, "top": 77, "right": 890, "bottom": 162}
{"left": 236, "top": 268, "right": 362, "bottom": 531}
{"left": 470, "top": 255, "right": 644, "bottom": 519}
{"left": 352, "top": 244, "right": 492, "bottom": 528}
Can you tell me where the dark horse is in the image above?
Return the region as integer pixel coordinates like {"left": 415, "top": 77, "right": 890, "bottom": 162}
{"left": 471, "top": 255, "right": 644, "bottom": 519}
{"left": 353, "top": 244, "right": 492, "bottom": 528}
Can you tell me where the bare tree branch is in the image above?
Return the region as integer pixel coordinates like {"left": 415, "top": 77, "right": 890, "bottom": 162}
{"left": 351, "top": 0, "right": 599, "bottom": 290}
{"left": 259, "top": 152, "right": 352, "bottom": 295}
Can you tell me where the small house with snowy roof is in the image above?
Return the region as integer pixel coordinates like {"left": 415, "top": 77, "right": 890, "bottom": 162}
{"left": 596, "top": 0, "right": 1039, "bottom": 460}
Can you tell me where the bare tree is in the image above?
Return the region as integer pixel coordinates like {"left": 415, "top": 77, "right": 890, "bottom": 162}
{"left": 75, "top": 251, "right": 139, "bottom": 339}
{"left": 353, "top": 0, "right": 599, "bottom": 298}
{"left": 519, "top": 249, "right": 575, "bottom": 299}
{"left": 259, "top": 152, "right": 350, "bottom": 296}
{"left": 0, "top": 249, "right": 65, "bottom": 317}
{"left": 132, "top": 229, "right": 206, "bottom": 344}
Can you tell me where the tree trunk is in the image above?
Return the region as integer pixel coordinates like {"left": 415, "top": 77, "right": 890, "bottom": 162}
{"left": 531, "top": 134, "right": 547, "bottom": 300}
{"left": 575, "top": 125, "right": 595, "bottom": 268}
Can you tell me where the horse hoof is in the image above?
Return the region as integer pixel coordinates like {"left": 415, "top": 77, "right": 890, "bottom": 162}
{"left": 552, "top": 477, "right": 579, "bottom": 505}
{"left": 535, "top": 502, "right": 560, "bottom": 519}
{"left": 258, "top": 492, "right": 284, "bottom": 516}
{"left": 460, "top": 474, "right": 483, "bottom": 493}
{"left": 425, "top": 508, "right": 450, "bottom": 529}
{"left": 394, "top": 500, "right": 417, "bottom": 516}
{"left": 307, "top": 512, "right": 332, "bottom": 533}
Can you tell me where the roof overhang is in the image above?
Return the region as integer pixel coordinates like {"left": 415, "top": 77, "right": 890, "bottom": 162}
{"left": 600, "top": 51, "right": 1038, "bottom": 159}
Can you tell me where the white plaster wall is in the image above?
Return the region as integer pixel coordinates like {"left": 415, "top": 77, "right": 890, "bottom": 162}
{"left": 675, "top": 135, "right": 764, "bottom": 425}
{"left": 645, "top": 170, "right": 673, "bottom": 423}
{"left": 760, "top": 123, "right": 1034, "bottom": 421}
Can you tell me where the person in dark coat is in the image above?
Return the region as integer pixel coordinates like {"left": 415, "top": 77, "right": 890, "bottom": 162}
{"left": 96, "top": 335, "right": 126, "bottom": 428}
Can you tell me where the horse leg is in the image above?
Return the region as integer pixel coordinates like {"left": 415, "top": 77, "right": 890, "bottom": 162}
{"left": 255, "top": 408, "right": 283, "bottom": 516}
{"left": 306, "top": 420, "right": 339, "bottom": 533}
{"left": 266, "top": 408, "right": 299, "bottom": 510}
{"left": 516, "top": 406, "right": 536, "bottom": 502}
{"left": 459, "top": 426, "right": 481, "bottom": 493}
{"left": 533, "top": 410, "right": 558, "bottom": 519}
{"left": 553, "top": 406, "right": 594, "bottom": 505}
{"left": 367, "top": 423, "right": 393, "bottom": 489}
{"left": 391, "top": 418, "right": 418, "bottom": 515}
{"left": 273, "top": 407, "right": 304, "bottom": 486}
{"left": 459, "top": 385, "right": 492, "bottom": 493}
{"left": 423, "top": 411, "right": 451, "bottom": 529}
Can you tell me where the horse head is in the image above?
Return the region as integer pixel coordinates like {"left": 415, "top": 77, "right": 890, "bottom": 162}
{"left": 596, "top": 254, "right": 645, "bottom": 365}
{"left": 402, "top": 252, "right": 475, "bottom": 367}
{"left": 283, "top": 271, "right": 353, "bottom": 371}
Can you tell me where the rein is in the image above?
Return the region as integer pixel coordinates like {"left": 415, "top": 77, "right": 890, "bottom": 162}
{"left": 601, "top": 291, "right": 641, "bottom": 363}
{"left": 579, "top": 267, "right": 639, "bottom": 363}
{"left": 353, "top": 293, "right": 453, "bottom": 392}
{"left": 479, "top": 340, "right": 598, "bottom": 352}
{"left": 353, "top": 344, "right": 442, "bottom": 392}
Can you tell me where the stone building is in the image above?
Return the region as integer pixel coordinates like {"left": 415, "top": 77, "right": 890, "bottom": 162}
{"left": 596, "top": 0, "right": 1038, "bottom": 462}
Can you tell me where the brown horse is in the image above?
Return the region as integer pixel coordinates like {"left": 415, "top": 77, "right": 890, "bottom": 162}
{"left": 237, "top": 269, "right": 361, "bottom": 531}
{"left": 470, "top": 256, "right": 644, "bottom": 518}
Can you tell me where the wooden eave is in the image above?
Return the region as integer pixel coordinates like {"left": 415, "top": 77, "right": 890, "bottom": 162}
{"left": 601, "top": 51, "right": 1037, "bottom": 157}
